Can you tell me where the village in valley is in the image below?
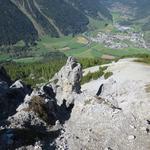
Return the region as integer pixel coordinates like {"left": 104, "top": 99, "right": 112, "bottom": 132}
{"left": 89, "top": 24, "right": 148, "bottom": 49}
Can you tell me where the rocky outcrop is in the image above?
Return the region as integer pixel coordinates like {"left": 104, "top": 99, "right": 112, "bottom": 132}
{"left": 1, "top": 57, "right": 150, "bottom": 150}
{"left": 0, "top": 83, "right": 59, "bottom": 149}
{"left": 51, "top": 56, "right": 82, "bottom": 107}
{"left": 0, "top": 84, "right": 62, "bottom": 149}
{"left": 0, "top": 57, "right": 82, "bottom": 149}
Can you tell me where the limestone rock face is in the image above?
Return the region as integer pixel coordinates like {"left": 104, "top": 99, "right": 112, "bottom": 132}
{"left": 1, "top": 58, "right": 150, "bottom": 149}
{"left": 7, "top": 111, "right": 47, "bottom": 130}
{"left": 8, "top": 85, "right": 58, "bottom": 130}
{"left": 0, "top": 58, "right": 81, "bottom": 149}
{"left": 51, "top": 56, "right": 82, "bottom": 106}
{"left": 10, "top": 80, "right": 26, "bottom": 89}
{"left": 1, "top": 83, "right": 60, "bottom": 149}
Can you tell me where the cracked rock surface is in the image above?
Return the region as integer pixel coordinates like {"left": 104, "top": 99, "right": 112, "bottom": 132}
{"left": 0, "top": 58, "right": 150, "bottom": 150}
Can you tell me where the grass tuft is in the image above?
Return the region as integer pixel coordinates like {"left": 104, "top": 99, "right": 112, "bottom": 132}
{"left": 104, "top": 72, "right": 113, "bottom": 79}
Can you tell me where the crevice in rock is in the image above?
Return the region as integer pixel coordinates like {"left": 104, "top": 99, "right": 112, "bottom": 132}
{"left": 57, "top": 99, "right": 74, "bottom": 124}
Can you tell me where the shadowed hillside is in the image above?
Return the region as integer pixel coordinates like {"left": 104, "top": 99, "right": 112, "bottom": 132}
{"left": 0, "top": 0, "right": 38, "bottom": 46}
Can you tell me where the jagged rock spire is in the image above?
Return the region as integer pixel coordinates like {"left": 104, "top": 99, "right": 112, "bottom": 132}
{"left": 51, "top": 56, "right": 82, "bottom": 106}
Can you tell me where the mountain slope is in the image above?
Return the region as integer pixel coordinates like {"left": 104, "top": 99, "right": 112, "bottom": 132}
{"left": 102, "top": 0, "right": 150, "bottom": 30}
{"left": 12, "top": 0, "right": 112, "bottom": 37}
{"left": 11, "top": 0, "right": 89, "bottom": 37}
{"left": 66, "top": 0, "right": 112, "bottom": 20}
{"left": 0, "top": 0, "right": 38, "bottom": 46}
{"left": 1, "top": 57, "right": 150, "bottom": 149}
{"left": 0, "top": 0, "right": 112, "bottom": 46}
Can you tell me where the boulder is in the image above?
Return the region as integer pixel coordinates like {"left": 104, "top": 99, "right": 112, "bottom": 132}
{"left": 10, "top": 80, "right": 25, "bottom": 89}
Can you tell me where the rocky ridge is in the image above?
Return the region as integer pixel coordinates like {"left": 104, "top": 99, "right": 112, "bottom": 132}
{"left": 0, "top": 57, "right": 150, "bottom": 150}
{"left": 0, "top": 56, "right": 82, "bottom": 149}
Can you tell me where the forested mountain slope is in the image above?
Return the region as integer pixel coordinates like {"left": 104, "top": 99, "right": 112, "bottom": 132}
{"left": 12, "top": 0, "right": 112, "bottom": 36}
{"left": 66, "top": 0, "right": 112, "bottom": 20}
{"left": 0, "top": 0, "right": 112, "bottom": 45}
{"left": 11, "top": 0, "right": 89, "bottom": 37}
{"left": 0, "top": 0, "right": 38, "bottom": 46}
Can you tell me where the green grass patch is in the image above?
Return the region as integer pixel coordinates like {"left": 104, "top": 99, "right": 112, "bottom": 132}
{"left": 81, "top": 66, "right": 107, "bottom": 84}
{"left": 0, "top": 53, "right": 10, "bottom": 62}
{"left": 134, "top": 54, "right": 150, "bottom": 64}
{"left": 104, "top": 72, "right": 113, "bottom": 79}
{"left": 13, "top": 57, "right": 43, "bottom": 63}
